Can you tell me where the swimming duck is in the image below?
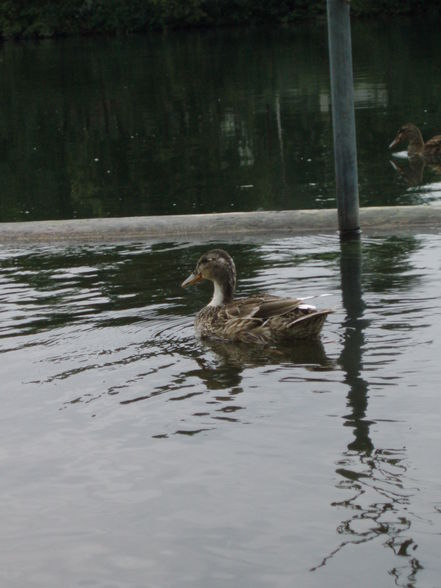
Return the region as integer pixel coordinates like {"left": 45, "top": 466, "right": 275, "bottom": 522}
{"left": 389, "top": 123, "right": 441, "bottom": 159}
{"left": 181, "top": 249, "right": 332, "bottom": 344}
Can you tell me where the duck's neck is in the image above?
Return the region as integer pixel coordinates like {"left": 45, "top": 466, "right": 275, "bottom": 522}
{"left": 408, "top": 128, "right": 425, "bottom": 154}
{"left": 208, "top": 279, "right": 234, "bottom": 307}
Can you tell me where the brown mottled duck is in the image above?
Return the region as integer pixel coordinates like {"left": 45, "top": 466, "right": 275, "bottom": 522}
{"left": 181, "top": 249, "right": 332, "bottom": 344}
{"left": 389, "top": 123, "right": 441, "bottom": 160}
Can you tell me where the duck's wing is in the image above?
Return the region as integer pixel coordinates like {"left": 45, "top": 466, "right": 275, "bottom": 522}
{"left": 224, "top": 295, "right": 303, "bottom": 320}
{"left": 201, "top": 295, "right": 332, "bottom": 344}
{"left": 253, "top": 296, "right": 305, "bottom": 319}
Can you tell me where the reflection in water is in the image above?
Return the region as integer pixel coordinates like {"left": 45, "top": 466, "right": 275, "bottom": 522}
{"left": 0, "top": 28, "right": 338, "bottom": 221}
{"left": 4, "top": 241, "right": 335, "bottom": 439}
{"left": 339, "top": 237, "right": 372, "bottom": 455}
{"left": 4, "top": 20, "right": 441, "bottom": 222}
{"left": 312, "top": 237, "right": 422, "bottom": 587}
{"left": 390, "top": 155, "right": 441, "bottom": 189}
{"left": 3, "top": 237, "right": 441, "bottom": 587}
{"left": 191, "top": 337, "right": 332, "bottom": 392}
{"left": 199, "top": 338, "right": 332, "bottom": 370}
{"left": 147, "top": 337, "right": 334, "bottom": 438}
{"left": 390, "top": 156, "right": 426, "bottom": 187}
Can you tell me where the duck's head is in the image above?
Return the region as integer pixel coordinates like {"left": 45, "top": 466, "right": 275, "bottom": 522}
{"left": 181, "top": 249, "right": 236, "bottom": 306}
{"left": 389, "top": 123, "right": 424, "bottom": 151}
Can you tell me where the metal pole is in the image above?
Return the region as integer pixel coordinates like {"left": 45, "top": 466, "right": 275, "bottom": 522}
{"left": 327, "top": 0, "right": 360, "bottom": 236}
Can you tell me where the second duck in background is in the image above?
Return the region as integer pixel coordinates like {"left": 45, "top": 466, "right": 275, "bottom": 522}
{"left": 389, "top": 123, "right": 441, "bottom": 160}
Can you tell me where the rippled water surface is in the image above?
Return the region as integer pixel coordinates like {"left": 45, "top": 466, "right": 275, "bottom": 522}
{"left": 1, "top": 234, "right": 441, "bottom": 587}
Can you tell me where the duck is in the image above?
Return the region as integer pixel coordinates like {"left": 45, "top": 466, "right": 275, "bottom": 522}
{"left": 181, "top": 249, "right": 332, "bottom": 344}
{"left": 389, "top": 123, "right": 441, "bottom": 160}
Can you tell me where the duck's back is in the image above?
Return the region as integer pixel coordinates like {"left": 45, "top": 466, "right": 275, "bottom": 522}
{"left": 195, "top": 294, "right": 332, "bottom": 344}
{"left": 424, "top": 134, "right": 441, "bottom": 159}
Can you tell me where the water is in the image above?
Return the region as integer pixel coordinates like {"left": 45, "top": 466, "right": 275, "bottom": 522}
{"left": 1, "top": 16, "right": 441, "bottom": 587}
{"left": 2, "top": 18, "right": 441, "bottom": 222}
{"left": 1, "top": 233, "right": 441, "bottom": 587}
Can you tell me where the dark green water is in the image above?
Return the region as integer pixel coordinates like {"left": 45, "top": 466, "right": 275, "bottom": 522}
{"left": 2, "top": 18, "right": 441, "bottom": 222}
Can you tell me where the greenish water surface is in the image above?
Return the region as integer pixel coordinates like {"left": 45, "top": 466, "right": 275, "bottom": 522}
{"left": 1, "top": 18, "right": 441, "bottom": 222}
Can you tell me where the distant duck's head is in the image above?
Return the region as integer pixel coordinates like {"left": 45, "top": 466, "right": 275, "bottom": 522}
{"left": 181, "top": 249, "right": 236, "bottom": 306}
{"left": 389, "top": 123, "right": 424, "bottom": 153}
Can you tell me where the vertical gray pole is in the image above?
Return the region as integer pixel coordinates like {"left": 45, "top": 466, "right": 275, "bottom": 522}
{"left": 327, "top": 0, "right": 360, "bottom": 236}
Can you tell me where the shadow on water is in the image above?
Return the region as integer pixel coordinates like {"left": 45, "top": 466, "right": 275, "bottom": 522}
{"left": 311, "top": 237, "right": 422, "bottom": 587}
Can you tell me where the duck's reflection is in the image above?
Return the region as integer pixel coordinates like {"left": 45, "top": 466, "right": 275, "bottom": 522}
{"left": 312, "top": 237, "right": 422, "bottom": 585}
{"left": 198, "top": 337, "right": 331, "bottom": 370}
{"left": 390, "top": 155, "right": 425, "bottom": 187}
{"left": 178, "top": 337, "right": 332, "bottom": 431}
{"left": 390, "top": 154, "right": 441, "bottom": 187}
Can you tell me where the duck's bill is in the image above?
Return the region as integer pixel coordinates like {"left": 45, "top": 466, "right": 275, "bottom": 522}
{"left": 389, "top": 136, "right": 400, "bottom": 149}
{"left": 181, "top": 272, "right": 203, "bottom": 288}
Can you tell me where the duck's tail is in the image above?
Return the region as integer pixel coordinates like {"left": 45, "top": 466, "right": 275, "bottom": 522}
{"left": 287, "top": 309, "right": 333, "bottom": 339}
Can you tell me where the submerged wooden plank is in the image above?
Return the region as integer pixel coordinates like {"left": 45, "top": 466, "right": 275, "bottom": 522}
{"left": 0, "top": 206, "right": 440, "bottom": 243}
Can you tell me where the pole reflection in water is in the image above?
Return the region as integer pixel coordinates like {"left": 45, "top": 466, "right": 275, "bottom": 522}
{"left": 312, "top": 237, "right": 422, "bottom": 586}
{"left": 339, "top": 236, "right": 372, "bottom": 454}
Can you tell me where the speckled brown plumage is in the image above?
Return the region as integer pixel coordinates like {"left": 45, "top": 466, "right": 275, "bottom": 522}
{"left": 181, "top": 249, "right": 332, "bottom": 344}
